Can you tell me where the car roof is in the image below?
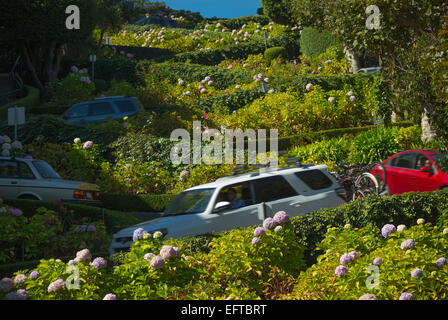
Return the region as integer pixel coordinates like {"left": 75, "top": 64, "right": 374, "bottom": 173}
{"left": 0, "top": 156, "right": 35, "bottom": 162}
{"left": 73, "top": 96, "right": 135, "bottom": 105}
{"left": 185, "top": 164, "right": 329, "bottom": 191}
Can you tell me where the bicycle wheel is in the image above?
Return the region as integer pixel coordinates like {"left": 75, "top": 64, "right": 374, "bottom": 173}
{"left": 371, "top": 161, "right": 389, "bottom": 195}
{"left": 352, "top": 172, "right": 379, "bottom": 201}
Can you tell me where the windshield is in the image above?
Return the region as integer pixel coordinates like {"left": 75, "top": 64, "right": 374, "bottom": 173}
{"left": 32, "top": 160, "right": 61, "bottom": 179}
{"left": 433, "top": 154, "right": 448, "bottom": 173}
{"left": 164, "top": 188, "right": 215, "bottom": 216}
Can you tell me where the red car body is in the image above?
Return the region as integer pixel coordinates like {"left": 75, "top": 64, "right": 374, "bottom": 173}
{"left": 371, "top": 150, "right": 448, "bottom": 195}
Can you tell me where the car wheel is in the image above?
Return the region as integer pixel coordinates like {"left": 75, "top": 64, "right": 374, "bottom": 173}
{"left": 19, "top": 195, "right": 39, "bottom": 200}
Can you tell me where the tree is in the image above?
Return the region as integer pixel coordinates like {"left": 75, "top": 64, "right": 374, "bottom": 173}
{"left": 97, "top": 1, "right": 123, "bottom": 50}
{"left": 1, "top": 0, "right": 97, "bottom": 93}
{"left": 291, "top": 0, "right": 447, "bottom": 141}
{"left": 260, "top": 0, "right": 294, "bottom": 25}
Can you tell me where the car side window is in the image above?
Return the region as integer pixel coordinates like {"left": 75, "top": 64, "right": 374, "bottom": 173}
{"left": 295, "top": 170, "right": 333, "bottom": 190}
{"left": 66, "top": 104, "right": 89, "bottom": 118}
{"left": 115, "top": 100, "right": 137, "bottom": 113}
{"left": 19, "top": 162, "right": 35, "bottom": 179}
{"left": 390, "top": 153, "right": 416, "bottom": 169}
{"left": 89, "top": 102, "right": 115, "bottom": 116}
{"left": 252, "top": 176, "right": 298, "bottom": 203}
{"left": 0, "top": 160, "right": 19, "bottom": 178}
{"left": 216, "top": 183, "right": 252, "bottom": 210}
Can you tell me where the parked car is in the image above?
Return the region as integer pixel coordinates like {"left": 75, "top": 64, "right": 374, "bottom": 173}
{"left": 109, "top": 163, "right": 347, "bottom": 254}
{"left": 61, "top": 96, "right": 140, "bottom": 125}
{"left": 0, "top": 156, "right": 101, "bottom": 206}
{"left": 371, "top": 150, "right": 448, "bottom": 195}
{"left": 356, "top": 67, "right": 381, "bottom": 73}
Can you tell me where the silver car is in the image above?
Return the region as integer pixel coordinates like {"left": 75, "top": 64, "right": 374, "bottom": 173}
{"left": 0, "top": 156, "right": 101, "bottom": 205}
{"left": 110, "top": 163, "right": 347, "bottom": 254}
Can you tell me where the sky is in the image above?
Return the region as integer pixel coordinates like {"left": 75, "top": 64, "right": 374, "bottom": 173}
{"left": 162, "top": 0, "right": 263, "bottom": 19}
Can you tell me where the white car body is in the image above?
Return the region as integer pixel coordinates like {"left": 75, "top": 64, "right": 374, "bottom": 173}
{"left": 110, "top": 164, "right": 347, "bottom": 255}
{"left": 0, "top": 156, "right": 100, "bottom": 205}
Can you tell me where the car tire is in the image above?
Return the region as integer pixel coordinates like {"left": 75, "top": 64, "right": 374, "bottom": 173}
{"left": 19, "top": 195, "right": 39, "bottom": 200}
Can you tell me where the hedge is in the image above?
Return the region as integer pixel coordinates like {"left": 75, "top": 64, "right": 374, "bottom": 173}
{"left": 100, "top": 193, "right": 177, "bottom": 213}
{"left": 2, "top": 198, "right": 140, "bottom": 235}
{"left": 194, "top": 88, "right": 265, "bottom": 113}
{"left": 172, "top": 33, "right": 300, "bottom": 66}
{"left": 137, "top": 60, "right": 253, "bottom": 90}
{"left": 0, "top": 86, "right": 40, "bottom": 119}
{"left": 60, "top": 56, "right": 138, "bottom": 86}
{"left": 299, "top": 27, "right": 340, "bottom": 58}
{"left": 196, "top": 15, "right": 271, "bottom": 30}
{"left": 107, "top": 45, "right": 175, "bottom": 61}
{"left": 0, "top": 115, "right": 121, "bottom": 157}
{"left": 270, "top": 72, "right": 375, "bottom": 94}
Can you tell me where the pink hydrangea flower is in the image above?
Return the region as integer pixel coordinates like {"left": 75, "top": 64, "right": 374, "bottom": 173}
{"left": 103, "top": 293, "right": 117, "bottom": 300}
{"left": 150, "top": 256, "right": 165, "bottom": 269}
{"left": 83, "top": 141, "right": 94, "bottom": 149}
{"left": 75, "top": 248, "right": 92, "bottom": 262}
{"left": 48, "top": 279, "right": 66, "bottom": 293}
{"left": 160, "top": 245, "right": 177, "bottom": 260}
{"left": 0, "top": 277, "right": 14, "bottom": 293}
{"left": 273, "top": 211, "right": 289, "bottom": 224}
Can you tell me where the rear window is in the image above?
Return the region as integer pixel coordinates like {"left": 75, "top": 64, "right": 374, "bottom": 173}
{"left": 295, "top": 170, "right": 333, "bottom": 190}
{"left": 252, "top": 176, "right": 298, "bottom": 203}
{"left": 115, "top": 100, "right": 137, "bottom": 113}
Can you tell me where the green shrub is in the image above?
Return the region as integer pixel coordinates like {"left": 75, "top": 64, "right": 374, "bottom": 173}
{"left": 290, "top": 190, "right": 448, "bottom": 265}
{"left": 196, "top": 15, "right": 271, "bottom": 30}
{"left": 94, "top": 79, "right": 108, "bottom": 92}
{"left": 173, "top": 33, "right": 300, "bottom": 66}
{"left": 100, "top": 194, "right": 176, "bottom": 212}
{"left": 299, "top": 27, "right": 339, "bottom": 58}
{"left": 108, "top": 45, "right": 175, "bottom": 61}
{"left": 0, "top": 204, "right": 110, "bottom": 264}
{"left": 264, "top": 46, "right": 287, "bottom": 63}
{"left": 1, "top": 198, "right": 140, "bottom": 235}
{"left": 348, "top": 126, "right": 400, "bottom": 164}
{"left": 0, "top": 86, "right": 40, "bottom": 119}
{"left": 195, "top": 88, "right": 265, "bottom": 113}
{"left": 286, "top": 222, "right": 448, "bottom": 300}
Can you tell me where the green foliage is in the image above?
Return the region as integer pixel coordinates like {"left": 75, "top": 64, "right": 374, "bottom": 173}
{"left": 287, "top": 222, "right": 448, "bottom": 300}
{"left": 290, "top": 190, "right": 448, "bottom": 265}
{"left": 195, "top": 89, "right": 265, "bottom": 113}
{"left": 290, "top": 137, "right": 352, "bottom": 166}
{"left": 260, "top": 0, "right": 294, "bottom": 25}
{"left": 264, "top": 46, "right": 287, "bottom": 63}
{"left": 2, "top": 198, "right": 140, "bottom": 235}
{"left": 108, "top": 45, "right": 175, "bottom": 61}
{"left": 299, "top": 27, "right": 339, "bottom": 58}
{"left": 100, "top": 193, "right": 176, "bottom": 213}
{"left": 0, "top": 86, "right": 40, "bottom": 119}
{"left": 196, "top": 15, "right": 271, "bottom": 30}
{"left": 372, "top": 74, "right": 392, "bottom": 126}
{"left": 0, "top": 204, "right": 109, "bottom": 264}
{"left": 173, "top": 33, "right": 300, "bottom": 66}
{"left": 94, "top": 79, "right": 109, "bottom": 92}
{"left": 348, "top": 127, "right": 400, "bottom": 164}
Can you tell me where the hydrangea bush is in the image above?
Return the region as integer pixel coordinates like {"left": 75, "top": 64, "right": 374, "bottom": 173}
{"left": 284, "top": 221, "right": 448, "bottom": 300}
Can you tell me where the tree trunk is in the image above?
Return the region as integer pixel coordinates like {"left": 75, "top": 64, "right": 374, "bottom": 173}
{"left": 20, "top": 42, "right": 44, "bottom": 92}
{"left": 421, "top": 104, "right": 438, "bottom": 142}
{"left": 343, "top": 46, "right": 361, "bottom": 73}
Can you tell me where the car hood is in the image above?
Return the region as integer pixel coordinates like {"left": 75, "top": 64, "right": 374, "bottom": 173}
{"left": 114, "top": 213, "right": 198, "bottom": 237}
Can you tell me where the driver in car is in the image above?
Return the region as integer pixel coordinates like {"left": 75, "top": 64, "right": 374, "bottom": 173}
{"left": 226, "top": 188, "right": 246, "bottom": 209}
{"left": 420, "top": 159, "right": 433, "bottom": 171}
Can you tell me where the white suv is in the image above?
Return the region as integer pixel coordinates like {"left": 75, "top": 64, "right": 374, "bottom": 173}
{"left": 110, "top": 161, "right": 347, "bottom": 254}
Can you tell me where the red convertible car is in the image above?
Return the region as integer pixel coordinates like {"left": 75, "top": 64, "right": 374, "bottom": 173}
{"left": 371, "top": 150, "right": 448, "bottom": 195}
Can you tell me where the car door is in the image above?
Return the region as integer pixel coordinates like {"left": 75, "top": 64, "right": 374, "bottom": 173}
{"left": 210, "top": 182, "right": 260, "bottom": 232}
{"left": 292, "top": 169, "right": 343, "bottom": 213}
{"left": 410, "top": 153, "right": 439, "bottom": 192}
{"left": 113, "top": 99, "right": 139, "bottom": 118}
{"left": 385, "top": 152, "right": 417, "bottom": 194}
{"left": 64, "top": 104, "right": 90, "bottom": 125}
{"left": 0, "top": 160, "right": 21, "bottom": 199}
{"left": 251, "top": 175, "right": 303, "bottom": 216}
{"left": 87, "top": 101, "right": 117, "bottom": 123}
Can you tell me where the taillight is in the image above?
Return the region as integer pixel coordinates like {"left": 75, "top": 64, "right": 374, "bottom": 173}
{"left": 336, "top": 187, "right": 348, "bottom": 202}
{"left": 73, "top": 190, "right": 87, "bottom": 199}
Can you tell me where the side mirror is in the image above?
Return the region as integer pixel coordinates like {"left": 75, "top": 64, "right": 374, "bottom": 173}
{"left": 213, "top": 201, "right": 231, "bottom": 213}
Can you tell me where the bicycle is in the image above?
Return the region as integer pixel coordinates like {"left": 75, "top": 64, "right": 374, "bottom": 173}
{"left": 330, "top": 163, "right": 381, "bottom": 202}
